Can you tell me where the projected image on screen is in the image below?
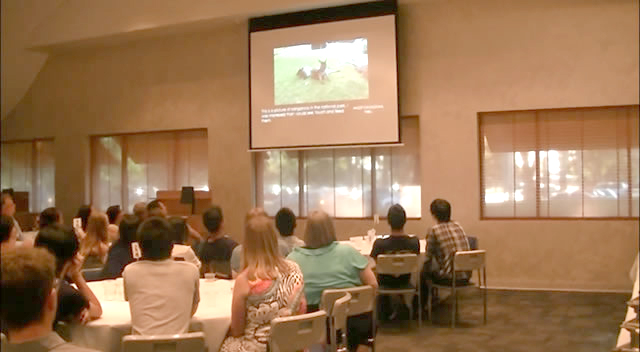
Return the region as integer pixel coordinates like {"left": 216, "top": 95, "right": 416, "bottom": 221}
{"left": 273, "top": 38, "right": 369, "bottom": 105}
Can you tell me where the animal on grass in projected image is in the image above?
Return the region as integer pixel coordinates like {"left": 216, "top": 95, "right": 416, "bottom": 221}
{"left": 273, "top": 38, "right": 369, "bottom": 105}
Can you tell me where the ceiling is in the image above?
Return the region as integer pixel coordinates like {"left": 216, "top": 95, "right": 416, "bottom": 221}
{"left": 2, "top": 0, "right": 396, "bottom": 120}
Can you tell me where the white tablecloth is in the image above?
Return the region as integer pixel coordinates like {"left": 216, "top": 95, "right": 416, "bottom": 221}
{"left": 616, "top": 254, "right": 639, "bottom": 348}
{"left": 72, "top": 278, "right": 233, "bottom": 352}
{"left": 338, "top": 236, "right": 427, "bottom": 256}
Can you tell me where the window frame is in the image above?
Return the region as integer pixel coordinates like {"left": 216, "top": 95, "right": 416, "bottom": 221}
{"left": 1, "top": 138, "right": 55, "bottom": 213}
{"left": 90, "top": 128, "right": 208, "bottom": 211}
{"left": 478, "top": 105, "right": 639, "bottom": 220}
{"left": 254, "top": 116, "right": 422, "bottom": 220}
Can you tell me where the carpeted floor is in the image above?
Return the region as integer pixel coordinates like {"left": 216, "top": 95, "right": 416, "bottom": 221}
{"left": 374, "top": 289, "right": 629, "bottom": 352}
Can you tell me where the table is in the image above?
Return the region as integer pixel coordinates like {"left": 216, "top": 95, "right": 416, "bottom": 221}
{"left": 72, "top": 278, "right": 234, "bottom": 352}
{"left": 616, "top": 253, "right": 639, "bottom": 349}
{"left": 339, "top": 236, "right": 427, "bottom": 256}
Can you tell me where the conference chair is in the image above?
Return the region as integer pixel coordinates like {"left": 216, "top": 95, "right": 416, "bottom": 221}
{"left": 122, "top": 332, "right": 206, "bottom": 352}
{"left": 269, "top": 310, "right": 327, "bottom": 352}
{"left": 321, "top": 292, "right": 351, "bottom": 352}
{"left": 321, "top": 286, "right": 377, "bottom": 352}
{"left": 375, "top": 253, "right": 421, "bottom": 327}
{"left": 427, "top": 250, "right": 487, "bottom": 328}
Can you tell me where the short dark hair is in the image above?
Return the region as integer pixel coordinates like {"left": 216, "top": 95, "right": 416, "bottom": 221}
{"left": 146, "top": 200, "right": 162, "bottom": 211}
{"left": 430, "top": 199, "right": 451, "bottom": 222}
{"left": 1, "top": 215, "right": 15, "bottom": 243}
{"left": 106, "top": 205, "right": 122, "bottom": 224}
{"left": 203, "top": 206, "right": 223, "bottom": 233}
{"left": 146, "top": 200, "right": 166, "bottom": 218}
{"left": 34, "top": 224, "right": 79, "bottom": 274}
{"left": 137, "top": 217, "right": 173, "bottom": 260}
{"left": 387, "top": 204, "right": 407, "bottom": 230}
{"left": 1, "top": 247, "right": 56, "bottom": 330}
{"left": 118, "top": 214, "right": 141, "bottom": 245}
{"left": 75, "top": 205, "right": 92, "bottom": 231}
{"left": 275, "top": 208, "right": 296, "bottom": 237}
{"left": 168, "top": 216, "right": 187, "bottom": 244}
{"left": 39, "top": 207, "right": 61, "bottom": 229}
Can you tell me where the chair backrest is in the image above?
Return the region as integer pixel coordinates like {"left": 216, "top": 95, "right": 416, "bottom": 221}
{"left": 322, "top": 286, "right": 375, "bottom": 317}
{"left": 376, "top": 254, "right": 418, "bottom": 276}
{"left": 331, "top": 292, "right": 351, "bottom": 331}
{"left": 453, "top": 250, "right": 486, "bottom": 272}
{"left": 122, "top": 332, "right": 205, "bottom": 352}
{"left": 269, "top": 310, "right": 327, "bottom": 352}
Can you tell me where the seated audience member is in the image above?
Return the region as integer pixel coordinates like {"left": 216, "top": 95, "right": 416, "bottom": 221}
{"left": 106, "top": 205, "right": 122, "bottom": 243}
{"left": 1, "top": 215, "right": 18, "bottom": 251}
{"left": 75, "top": 205, "right": 92, "bottom": 232}
{"left": 168, "top": 216, "right": 202, "bottom": 269}
{"left": 102, "top": 215, "right": 140, "bottom": 279}
{"left": 123, "top": 217, "right": 199, "bottom": 335}
{"left": 220, "top": 211, "right": 305, "bottom": 352}
{"left": 287, "top": 210, "right": 378, "bottom": 352}
{"left": 422, "top": 199, "right": 471, "bottom": 301}
{"left": 275, "top": 207, "right": 304, "bottom": 251}
{"left": 1, "top": 190, "right": 23, "bottom": 241}
{"left": 80, "top": 213, "right": 110, "bottom": 269}
{"left": 197, "top": 206, "right": 238, "bottom": 277}
{"left": 133, "top": 202, "right": 147, "bottom": 220}
{"left": 0, "top": 247, "right": 99, "bottom": 352}
{"left": 146, "top": 200, "right": 168, "bottom": 218}
{"left": 229, "top": 209, "right": 290, "bottom": 275}
{"left": 34, "top": 224, "right": 103, "bottom": 327}
{"left": 39, "top": 208, "right": 62, "bottom": 230}
{"left": 370, "top": 204, "right": 420, "bottom": 320}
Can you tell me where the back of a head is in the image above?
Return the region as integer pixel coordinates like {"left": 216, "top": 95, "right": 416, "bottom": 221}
{"left": 106, "top": 205, "right": 122, "bottom": 224}
{"left": 34, "top": 223, "right": 79, "bottom": 275}
{"left": 304, "top": 210, "right": 336, "bottom": 249}
{"left": 87, "top": 212, "right": 109, "bottom": 243}
{"left": 387, "top": 204, "right": 407, "bottom": 231}
{"left": 137, "top": 217, "right": 173, "bottom": 260}
{"left": 133, "top": 202, "right": 147, "bottom": 220}
{"left": 1, "top": 215, "right": 15, "bottom": 243}
{"left": 76, "top": 205, "right": 92, "bottom": 231}
{"left": 39, "top": 207, "right": 61, "bottom": 229}
{"left": 275, "top": 207, "right": 296, "bottom": 237}
{"left": 1, "top": 191, "right": 15, "bottom": 216}
{"left": 203, "top": 205, "right": 223, "bottom": 234}
{"left": 146, "top": 200, "right": 167, "bottom": 218}
{"left": 118, "top": 214, "right": 141, "bottom": 245}
{"left": 1, "top": 247, "right": 56, "bottom": 331}
{"left": 244, "top": 212, "right": 285, "bottom": 279}
{"left": 168, "top": 216, "right": 187, "bottom": 244}
{"left": 430, "top": 199, "right": 451, "bottom": 223}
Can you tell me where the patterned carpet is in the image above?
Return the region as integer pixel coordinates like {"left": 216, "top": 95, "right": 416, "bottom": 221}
{"left": 375, "top": 289, "right": 628, "bottom": 352}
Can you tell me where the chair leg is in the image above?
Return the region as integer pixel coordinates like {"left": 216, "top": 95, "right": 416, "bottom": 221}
{"left": 451, "top": 285, "right": 456, "bottom": 328}
{"left": 427, "top": 285, "right": 432, "bottom": 322}
{"left": 483, "top": 268, "right": 487, "bottom": 325}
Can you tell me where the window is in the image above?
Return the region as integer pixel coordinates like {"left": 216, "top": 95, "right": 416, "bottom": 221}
{"left": 1, "top": 139, "right": 55, "bottom": 212}
{"left": 91, "top": 129, "right": 208, "bottom": 212}
{"left": 479, "top": 105, "right": 639, "bottom": 219}
{"left": 256, "top": 118, "right": 421, "bottom": 218}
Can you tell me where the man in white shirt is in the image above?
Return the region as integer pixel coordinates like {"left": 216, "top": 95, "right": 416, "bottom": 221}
{"left": 123, "top": 217, "right": 200, "bottom": 335}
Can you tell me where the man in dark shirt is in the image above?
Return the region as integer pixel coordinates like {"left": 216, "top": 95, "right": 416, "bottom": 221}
{"left": 370, "top": 204, "right": 420, "bottom": 320}
{"left": 1, "top": 247, "right": 99, "bottom": 352}
{"left": 197, "top": 205, "right": 238, "bottom": 278}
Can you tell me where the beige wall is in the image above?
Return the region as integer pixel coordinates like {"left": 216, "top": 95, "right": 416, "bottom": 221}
{"left": 2, "top": 0, "right": 638, "bottom": 291}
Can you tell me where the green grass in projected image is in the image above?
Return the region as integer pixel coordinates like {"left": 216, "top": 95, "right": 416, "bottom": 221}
{"left": 273, "top": 56, "right": 369, "bottom": 106}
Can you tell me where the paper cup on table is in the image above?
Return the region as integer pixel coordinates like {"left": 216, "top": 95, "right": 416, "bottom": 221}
{"left": 114, "top": 278, "right": 124, "bottom": 300}
{"left": 205, "top": 273, "right": 216, "bottom": 282}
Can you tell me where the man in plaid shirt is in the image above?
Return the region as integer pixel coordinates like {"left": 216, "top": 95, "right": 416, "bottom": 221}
{"left": 422, "top": 199, "right": 470, "bottom": 298}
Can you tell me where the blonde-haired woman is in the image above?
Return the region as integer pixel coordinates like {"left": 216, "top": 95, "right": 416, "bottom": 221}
{"left": 81, "top": 212, "right": 110, "bottom": 269}
{"left": 287, "top": 210, "right": 378, "bottom": 352}
{"left": 220, "top": 210, "right": 306, "bottom": 352}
